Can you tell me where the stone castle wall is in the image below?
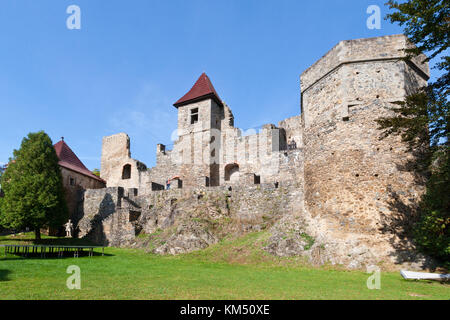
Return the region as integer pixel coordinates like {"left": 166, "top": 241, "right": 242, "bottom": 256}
{"left": 79, "top": 172, "right": 304, "bottom": 252}
{"left": 101, "top": 120, "right": 293, "bottom": 192}
{"left": 80, "top": 34, "right": 433, "bottom": 270}
{"left": 78, "top": 187, "right": 136, "bottom": 246}
{"left": 60, "top": 167, "right": 105, "bottom": 230}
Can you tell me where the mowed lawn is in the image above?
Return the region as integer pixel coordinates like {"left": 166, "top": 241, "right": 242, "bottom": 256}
{"left": 0, "top": 233, "right": 449, "bottom": 300}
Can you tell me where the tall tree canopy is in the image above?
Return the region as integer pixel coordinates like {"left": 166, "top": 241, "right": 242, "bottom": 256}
{"left": 377, "top": 0, "right": 449, "bottom": 261}
{"left": 387, "top": 0, "right": 449, "bottom": 88}
{"left": 380, "top": 0, "right": 449, "bottom": 149}
{"left": 0, "top": 131, "right": 68, "bottom": 239}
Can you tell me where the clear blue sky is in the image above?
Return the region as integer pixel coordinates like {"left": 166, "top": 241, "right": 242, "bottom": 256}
{"left": 0, "top": 0, "right": 425, "bottom": 170}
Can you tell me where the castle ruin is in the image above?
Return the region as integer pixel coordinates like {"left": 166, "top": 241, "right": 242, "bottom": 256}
{"left": 77, "top": 34, "right": 431, "bottom": 269}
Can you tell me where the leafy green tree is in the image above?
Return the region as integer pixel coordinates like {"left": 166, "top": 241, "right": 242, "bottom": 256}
{"left": 0, "top": 165, "right": 4, "bottom": 226}
{"left": 377, "top": 0, "right": 449, "bottom": 261}
{"left": 0, "top": 164, "right": 4, "bottom": 192}
{"left": 92, "top": 168, "right": 101, "bottom": 177}
{"left": 0, "top": 131, "right": 68, "bottom": 240}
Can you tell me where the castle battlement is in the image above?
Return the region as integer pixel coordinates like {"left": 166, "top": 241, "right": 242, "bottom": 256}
{"left": 300, "top": 34, "right": 429, "bottom": 128}
{"left": 301, "top": 34, "right": 429, "bottom": 93}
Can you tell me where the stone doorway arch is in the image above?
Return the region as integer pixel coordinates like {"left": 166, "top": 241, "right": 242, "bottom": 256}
{"left": 224, "top": 163, "right": 240, "bottom": 182}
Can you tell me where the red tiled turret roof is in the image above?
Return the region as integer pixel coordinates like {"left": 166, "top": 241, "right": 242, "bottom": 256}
{"left": 54, "top": 139, "right": 105, "bottom": 183}
{"left": 174, "top": 73, "right": 223, "bottom": 108}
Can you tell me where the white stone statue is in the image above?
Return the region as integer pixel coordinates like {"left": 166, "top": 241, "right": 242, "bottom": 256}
{"left": 64, "top": 220, "right": 73, "bottom": 238}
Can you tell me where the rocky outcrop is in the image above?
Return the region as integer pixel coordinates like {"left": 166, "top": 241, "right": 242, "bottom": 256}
{"left": 153, "top": 221, "right": 219, "bottom": 255}
{"left": 79, "top": 183, "right": 298, "bottom": 251}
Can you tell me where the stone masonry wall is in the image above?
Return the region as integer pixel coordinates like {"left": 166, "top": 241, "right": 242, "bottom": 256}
{"left": 101, "top": 108, "right": 293, "bottom": 192}
{"left": 84, "top": 34, "right": 433, "bottom": 270}
{"left": 60, "top": 167, "right": 105, "bottom": 232}
{"left": 78, "top": 187, "right": 136, "bottom": 246}
{"left": 300, "top": 34, "right": 430, "bottom": 267}
{"left": 79, "top": 180, "right": 304, "bottom": 253}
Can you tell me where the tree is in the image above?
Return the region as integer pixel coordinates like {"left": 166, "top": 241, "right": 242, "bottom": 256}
{"left": 377, "top": 0, "right": 449, "bottom": 261}
{"left": 0, "top": 165, "right": 4, "bottom": 219}
{"left": 0, "top": 164, "right": 5, "bottom": 194}
{"left": 92, "top": 168, "right": 100, "bottom": 177}
{"left": 0, "top": 131, "right": 68, "bottom": 240}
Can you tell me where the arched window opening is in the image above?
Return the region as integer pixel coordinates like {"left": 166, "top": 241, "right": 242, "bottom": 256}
{"left": 224, "top": 163, "right": 240, "bottom": 182}
{"left": 122, "top": 164, "right": 131, "bottom": 180}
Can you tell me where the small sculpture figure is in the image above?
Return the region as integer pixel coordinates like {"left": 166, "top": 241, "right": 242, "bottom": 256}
{"left": 64, "top": 219, "right": 73, "bottom": 238}
{"left": 288, "top": 139, "right": 297, "bottom": 150}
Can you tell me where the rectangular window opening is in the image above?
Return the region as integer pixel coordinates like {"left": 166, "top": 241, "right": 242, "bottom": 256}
{"left": 191, "top": 108, "right": 199, "bottom": 124}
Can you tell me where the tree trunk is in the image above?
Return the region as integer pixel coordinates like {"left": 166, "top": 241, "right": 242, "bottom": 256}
{"left": 35, "top": 228, "right": 41, "bottom": 240}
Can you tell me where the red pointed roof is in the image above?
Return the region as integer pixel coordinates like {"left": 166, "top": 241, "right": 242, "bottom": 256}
{"left": 54, "top": 139, "right": 105, "bottom": 183}
{"left": 174, "top": 73, "right": 223, "bottom": 108}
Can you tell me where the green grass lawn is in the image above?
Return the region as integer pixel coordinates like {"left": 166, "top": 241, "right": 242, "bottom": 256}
{"left": 0, "top": 232, "right": 449, "bottom": 300}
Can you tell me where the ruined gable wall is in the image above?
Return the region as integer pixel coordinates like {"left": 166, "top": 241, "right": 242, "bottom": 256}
{"left": 101, "top": 133, "right": 130, "bottom": 183}
{"left": 100, "top": 133, "right": 151, "bottom": 191}
{"left": 278, "top": 115, "right": 303, "bottom": 148}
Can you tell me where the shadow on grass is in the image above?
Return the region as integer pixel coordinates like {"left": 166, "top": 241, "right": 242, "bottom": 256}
{"left": 0, "top": 269, "right": 11, "bottom": 281}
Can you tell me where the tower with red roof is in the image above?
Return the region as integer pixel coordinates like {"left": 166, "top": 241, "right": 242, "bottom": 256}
{"left": 172, "top": 73, "right": 225, "bottom": 187}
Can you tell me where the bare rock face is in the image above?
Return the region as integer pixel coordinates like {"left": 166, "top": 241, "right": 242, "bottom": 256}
{"left": 154, "top": 221, "right": 219, "bottom": 255}
{"left": 138, "top": 187, "right": 282, "bottom": 255}
{"left": 264, "top": 215, "right": 312, "bottom": 257}
{"left": 262, "top": 213, "right": 376, "bottom": 269}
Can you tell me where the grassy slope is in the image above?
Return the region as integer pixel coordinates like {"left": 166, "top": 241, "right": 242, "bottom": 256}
{"left": 0, "top": 233, "right": 448, "bottom": 300}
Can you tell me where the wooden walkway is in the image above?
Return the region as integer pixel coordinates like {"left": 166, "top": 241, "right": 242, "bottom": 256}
{"left": 0, "top": 244, "right": 104, "bottom": 259}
